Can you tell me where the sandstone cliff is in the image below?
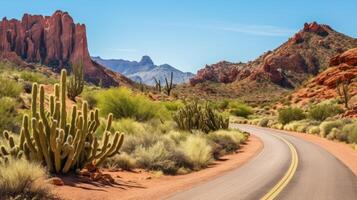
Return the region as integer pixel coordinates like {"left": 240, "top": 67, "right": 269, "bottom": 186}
{"left": 0, "top": 10, "right": 132, "bottom": 87}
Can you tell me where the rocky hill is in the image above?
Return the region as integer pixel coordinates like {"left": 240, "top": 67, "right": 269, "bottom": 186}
{"left": 93, "top": 56, "right": 194, "bottom": 85}
{"left": 291, "top": 47, "right": 357, "bottom": 117}
{"left": 0, "top": 10, "right": 133, "bottom": 87}
{"left": 190, "top": 22, "right": 356, "bottom": 89}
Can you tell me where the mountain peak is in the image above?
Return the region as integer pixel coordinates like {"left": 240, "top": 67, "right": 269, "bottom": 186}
{"left": 139, "top": 55, "right": 154, "bottom": 65}
{"left": 302, "top": 21, "right": 332, "bottom": 36}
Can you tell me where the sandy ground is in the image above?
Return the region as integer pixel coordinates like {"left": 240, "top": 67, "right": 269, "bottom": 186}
{"left": 54, "top": 135, "right": 263, "bottom": 200}
{"left": 274, "top": 128, "right": 357, "bottom": 176}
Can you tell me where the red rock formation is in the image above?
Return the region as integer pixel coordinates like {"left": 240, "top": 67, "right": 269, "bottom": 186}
{"left": 189, "top": 22, "right": 355, "bottom": 89}
{"left": 0, "top": 10, "right": 132, "bottom": 87}
{"left": 189, "top": 61, "right": 248, "bottom": 86}
{"left": 291, "top": 48, "right": 357, "bottom": 112}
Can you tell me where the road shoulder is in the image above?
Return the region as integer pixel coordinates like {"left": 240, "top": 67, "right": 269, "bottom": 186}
{"left": 272, "top": 128, "right": 357, "bottom": 176}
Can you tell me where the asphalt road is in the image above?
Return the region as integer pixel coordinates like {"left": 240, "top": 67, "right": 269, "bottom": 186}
{"left": 167, "top": 124, "right": 357, "bottom": 200}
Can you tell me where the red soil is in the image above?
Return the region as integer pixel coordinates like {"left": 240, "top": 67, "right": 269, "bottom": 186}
{"left": 54, "top": 135, "right": 263, "bottom": 200}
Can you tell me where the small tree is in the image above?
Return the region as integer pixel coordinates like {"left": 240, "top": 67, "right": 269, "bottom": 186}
{"left": 336, "top": 79, "right": 351, "bottom": 109}
{"left": 67, "top": 62, "right": 84, "bottom": 101}
{"left": 164, "top": 72, "right": 173, "bottom": 96}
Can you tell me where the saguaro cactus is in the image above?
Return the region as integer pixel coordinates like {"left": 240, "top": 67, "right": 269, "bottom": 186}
{"left": 3, "top": 69, "right": 124, "bottom": 174}
{"left": 67, "top": 62, "right": 84, "bottom": 101}
{"left": 164, "top": 72, "right": 174, "bottom": 96}
{"left": 154, "top": 77, "right": 161, "bottom": 92}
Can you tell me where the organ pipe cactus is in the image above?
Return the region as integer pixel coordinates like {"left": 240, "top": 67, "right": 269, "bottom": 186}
{"left": 2, "top": 69, "right": 124, "bottom": 174}
{"left": 174, "top": 101, "right": 229, "bottom": 133}
{"left": 0, "top": 131, "right": 24, "bottom": 165}
{"left": 67, "top": 62, "right": 84, "bottom": 101}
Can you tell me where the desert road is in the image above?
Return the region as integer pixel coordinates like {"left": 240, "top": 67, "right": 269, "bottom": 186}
{"left": 168, "top": 124, "right": 357, "bottom": 200}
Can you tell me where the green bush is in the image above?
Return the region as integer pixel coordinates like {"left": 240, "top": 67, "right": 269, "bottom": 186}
{"left": 258, "top": 118, "right": 270, "bottom": 127}
{"left": 308, "top": 103, "right": 343, "bottom": 121}
{"left": 0, "top": 158, "right": 53, "bottom": 199}
{"left": 0, "top": 77, "right": 22, "bottom": 98}
{"left": 343, "top": 123, "right": 357, "bottom": 143}
{"left": 0, "top": 97, "right": 21, "bottom": 133}
{"left": 229, "top": 102, "right": 253, "bottom": 118}
{"left": 307, "top": 126, "right": 320, "bottom": 135}
{"left": 96, "top": 87, "right": 169, "bottom": 121}
{"left": 319, "top": 120, "right": 345, "bottom": 138}
{"left": 19, "top": 71, "right": 55, "bottom": 84}
{"left": 162, "top": 100, "right": 184, "bottom": 112}
{"left": 180, "top": 135, "right": 212, "bottom": 170}
{"left": 278, "top": 107, "right": 305, "bottom": 125}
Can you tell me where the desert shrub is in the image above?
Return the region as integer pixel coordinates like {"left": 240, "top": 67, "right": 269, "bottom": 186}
{"left": 307, "top": 126, "right": 320, "bottom": 135}
{"left": 121, "top": 134, "right": 161, "bottom": 154}
{"left": 111, "top": 118, "right": 146, "bottom": 135}
{"left": 229, "top": 102, "right": 253, "bottom": 118}
{"left": 96, "top": 87, "right": 169, "bottom": 121}
{"left": 134, "top": 141, "right": 191, "bottom": 174}
{"left": 308, "top": 103, "right": 343, "bottom": 121}
{"left": 209, "top": 99, "right": 230, "bottom": 110}
{"left": 278, "top": 107, "right": 305, "bottom": 125}
{"left": 102, "top": 152, "right": 137, "bottom": 171}
{"left": 162, "top": 100, "right": 184, "bottom": 112}
{"left": 146, "top": 119, "right": 177, "bottom": 134}
{"left": 19, "top": 71, "right": 55, "bottom": 84}
{"left": 343, "top": 123, "right": 357, "bottom": 143}
{"left": 174, "top": 101, "right": 229, "bottom": 133}
{"left": 284, "top": 120, "right": 319, "bottom": 133}
{"left": 0, "top": 97, "right": 21, "bottom": 133}
{"left": 207, "top": 130, "right": 246, "bottom": 158}
{"left": 258, "top": 118, "right": 270, "bottom": 127}
{"left": 0, "top": 158, "right": 53, "bottom": 199}
{"left": 0, "top": 77, "right": 22, "bottom": 98}
{"left": 319, "top": 120, "right": 345, "bottom": 138}
{"left": 180, "top": 135, "right": 212, "bottom": 170}
{"left": 326, "top": 128, "right": 341, "bottom": 140}
{"left": 164, "top": 130, "right": 190, "bottom": 145}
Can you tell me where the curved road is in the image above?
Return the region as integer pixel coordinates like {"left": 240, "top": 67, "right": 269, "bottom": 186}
{"left": 167, "top": 124, "right": 357, "bottom": 200}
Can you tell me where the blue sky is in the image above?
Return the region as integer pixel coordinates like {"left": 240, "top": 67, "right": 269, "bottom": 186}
{"left": 1, "top": 0, "right": 356, "bottom": 73}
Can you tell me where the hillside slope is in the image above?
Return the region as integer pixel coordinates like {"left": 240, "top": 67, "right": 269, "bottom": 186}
{"left": 182, "top": 22, "right": 356, "bottom": 102}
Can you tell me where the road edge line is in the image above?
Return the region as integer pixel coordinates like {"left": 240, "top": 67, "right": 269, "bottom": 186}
{"left": 260, "top": 134, "right": 299, "bottom": 200}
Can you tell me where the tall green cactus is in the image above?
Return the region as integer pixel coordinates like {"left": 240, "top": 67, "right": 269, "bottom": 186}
{"left": 164, "top": 72, "right": 173, "bottom": 96}
{"left": 67, "top": 62, "right": 84, "bottom": 101}
{"left": 174, "top": 101, "right": 229, "bottom": 133}
{"left": 0, "top": 131, "right": 24, "bottom": 165}
{"left": 2, "top": 69, "right": 124, "bottom": 174}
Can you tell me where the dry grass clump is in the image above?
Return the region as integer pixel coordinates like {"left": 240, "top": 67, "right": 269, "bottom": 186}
{"left": 0, "top": 158, "right": 55, "bottom": 200}
{"left": 180, "top": 135, "right": 212, "bottom": 170}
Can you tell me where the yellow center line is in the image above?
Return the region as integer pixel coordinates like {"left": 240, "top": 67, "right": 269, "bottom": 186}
{"left": 260, "top": 134, "right": 299, "bottom": 200}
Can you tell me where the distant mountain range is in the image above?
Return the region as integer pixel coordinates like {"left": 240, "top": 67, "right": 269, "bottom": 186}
{"left": 92, "top": 56, "right": 195, "bottom": 85}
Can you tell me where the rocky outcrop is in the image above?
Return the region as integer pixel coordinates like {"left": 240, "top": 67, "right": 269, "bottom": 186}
{"left": 0, "top": 10, "right": 132, "bottom": 87}
{"left": 189, "top": 61, "right": 248, "bottom": 85}
{"left": 291, "top": 48, "right": 357, "bottom": 110}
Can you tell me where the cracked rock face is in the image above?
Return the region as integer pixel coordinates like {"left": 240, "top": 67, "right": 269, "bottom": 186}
{"left": 0, "top": 10, "right": 130, "bottom": 87}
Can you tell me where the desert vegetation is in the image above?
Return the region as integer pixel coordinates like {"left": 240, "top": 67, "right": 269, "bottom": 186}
{"left": 0, "top": 62, "right": 250, "bottom": 199}
{"left": 236, "top": 99, "right": 357, "bottom": 149}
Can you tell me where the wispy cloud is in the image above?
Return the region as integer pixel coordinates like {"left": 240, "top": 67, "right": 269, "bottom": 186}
{"left": 106, "top": 48, "right": 138, "bottom": 53}
{"left": 150, "top": 21, "right": 295, "bottom": 37}
{"left": 204, "top": 24, "right": 295, "bottom": 36}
